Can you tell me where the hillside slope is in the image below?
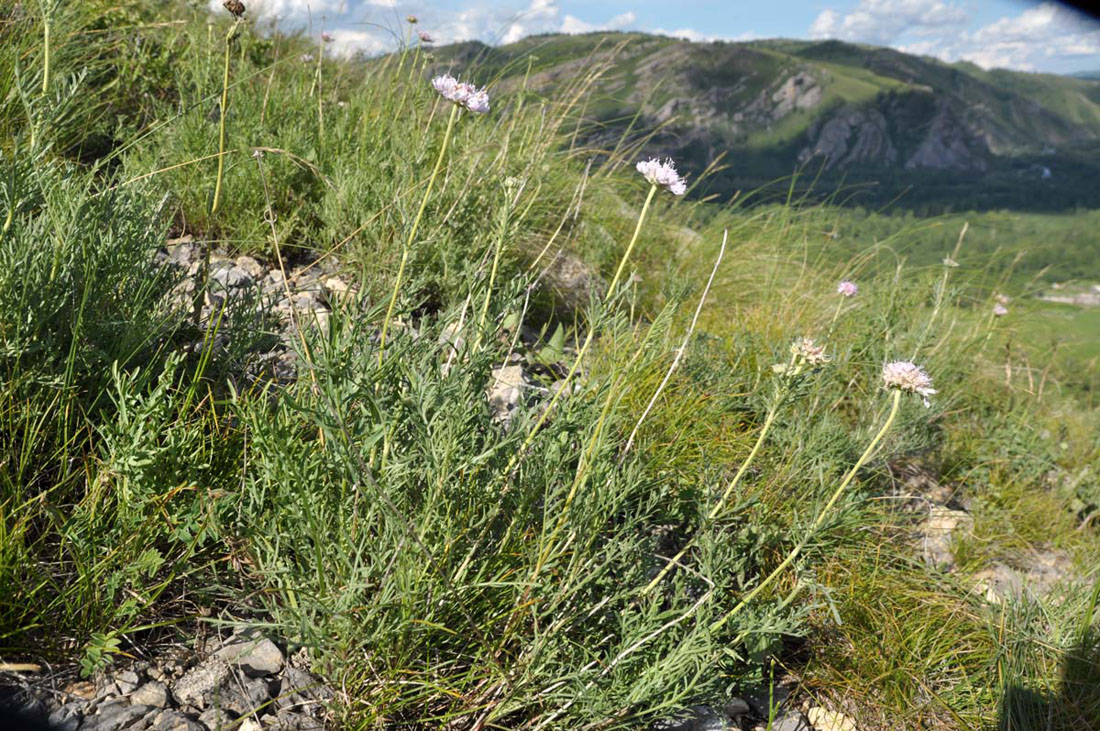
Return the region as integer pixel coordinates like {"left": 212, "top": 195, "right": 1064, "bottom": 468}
{"left": 438, "top": 33, "right": 1100, "bottom": 211}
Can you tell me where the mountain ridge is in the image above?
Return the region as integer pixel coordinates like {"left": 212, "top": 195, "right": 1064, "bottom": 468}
{"left": 436, "top": 32, "right": 1100, "bottom": 211}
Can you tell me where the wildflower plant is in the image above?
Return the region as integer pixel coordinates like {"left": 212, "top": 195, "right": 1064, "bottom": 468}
{"left": 645, "top": 335, "right": 831, "bottom": 592}
{"left": 378, "top": 75, "right": 491, "bottom": 363}
{"left": 506, "top": 155, "right": 686, "bottom": 473}
{"left": 711, "top": 359, "right": 936, "bottom": 631}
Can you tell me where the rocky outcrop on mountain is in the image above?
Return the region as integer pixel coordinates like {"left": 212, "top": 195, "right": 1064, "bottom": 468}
{"left": 798, "top": 106, "right": 897, "bottom": 169}
{"left": 905, "top": 102, "right": 988, "bottom": 172}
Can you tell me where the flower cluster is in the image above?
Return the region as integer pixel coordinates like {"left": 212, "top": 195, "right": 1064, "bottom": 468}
{"left": 993, "top": 303, "right": 1008, "bottom": 317}
{"left": 837, "top": 280, "right": 858, "bottom": 298}
{"left": 635, "top": 158, "right": 687, "bottom": 196}
{"left": 791, "top": 337, "right": 830, "bottom": 367}
{"left": 321, "top": 31, "right": 334, "bottom": 43}
{"left": 418, "top": 31, "right": 434, "bottom": 44}
{"left": 882, "top": 361, "right": 936, "bottom": 407}
{"left": 431, "top": 74, "right": 490, "bottom": 114}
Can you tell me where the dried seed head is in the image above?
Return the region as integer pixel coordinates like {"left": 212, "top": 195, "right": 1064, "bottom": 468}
{"left": 223, "top": 0, "right": 245, "bottom": 19}
{"left": 791, "top": 337, "right": 830, "bottom": 367}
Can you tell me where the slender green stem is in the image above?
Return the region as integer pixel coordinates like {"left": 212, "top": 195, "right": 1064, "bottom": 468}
{"left": 378, "top": 102, "right": 460, "bottom": 366}
{"left": 473, "top": 196, "right": 512, "bottom": 350}
{"left": 41, "top": 19, "right": 50, "bottom": 94}
{"left": 606, "top": 184, "right": 658, "bottom": 299}
{"left": 211, "top": 22, "right": 239, "bottom": 216}
{"left": 503, "top": 183, "right": 659, "bottom": 477}
{"left": 709, "top": 388, "right": 903, "bottom": 632}
{"left": 827, "top": 295, "right": 845, "bottom": 334}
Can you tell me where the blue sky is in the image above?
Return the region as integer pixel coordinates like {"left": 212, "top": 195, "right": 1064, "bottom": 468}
{"left": 226, "top": 0, "right": 1100, "bottom": 73}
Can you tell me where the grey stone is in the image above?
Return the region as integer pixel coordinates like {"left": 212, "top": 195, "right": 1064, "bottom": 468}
{"left": 47, "top": 702, "right": 84, "bottom": 731}
{"left": 172, "top": 658, "right": 232, "bottom": 709}
{"left": 115, "top": 670, "right": 142, "bottom": 695}
{"left": 723, "top": 698, "right": 750, "bottom": 719}
{"left": 917, "top": 506, "right": 972, "bottom": 571}
{"left": 235, "top": 256, "right": 266, "bottom": 280}
{"left": 211, "top": 265, "right": 254, "bottom": 290}
{"left": 487, "top": 364, "right": 527, "bottom": 424}
{"left": 652, "top": 705, "right": 727, "bottom": 731}
{"left": 771, "top": 711, "right": 809, "bottom": 731}
{"left": 273, "top": 667, "right": 332, "bottom": 714}
{"left": 150, "top": 710, "right": 206, "bottom": 731}
{"left": 131, "top": 682, "right": 171, "bottom": 709}
{"left": 198, "top": 707, "right": 235, "bottom": 730}
{"left": 263, "top": 711, "right": 325, "bottom": 730}
{"left": 210, "top": 676, "right": 273, "bottom": 717}
{"left": 215, "top": 635, "right": 285, "bottom": 678}
{"left": 84, "top": 701, "right": 154, "bottom": 730}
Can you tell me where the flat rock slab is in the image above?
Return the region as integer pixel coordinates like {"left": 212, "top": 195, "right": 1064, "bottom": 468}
{"left": 215, "top": 635, "right": 286, "bottom": 678}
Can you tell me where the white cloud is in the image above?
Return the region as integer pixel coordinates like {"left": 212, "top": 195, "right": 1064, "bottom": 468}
{"left": 207, "top": 0, "right": 348, "bottom": 21}
{"left": 896, "top": 2, "right": 1100, "bottom": 70}
{"left": 561, "top": 11, "right": 636, "bottom": 35}
{"left": 652, "top": 28, "right": 758, "bottom": 43}
{"left": 809, "top": 0, "right": 967, "bottom": 45}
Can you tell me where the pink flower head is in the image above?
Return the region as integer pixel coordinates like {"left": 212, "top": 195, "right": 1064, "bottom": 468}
{"left": 432, "top": 74, "right": 468, "bottom": 104}
{"left": 431, "top": 74, "right": 489, "bottom": 114}
{"left": 321, "top": 31, "right": 334, "bottom": 43}
{"left": 882, "top": 361, "right": 936, "bottom": 407}
{"left": 464, "top": 88, "right": 490, "bottom": 114}
{"left": 837, "top": 280, "right": 858, "bottom": 298}
{"left": 635, "top": 158, "right": 687, "bottom": 195}
{"left": 418, "top": 30, "right": 434, "bottom": 43}
{"left": 993, "top": 303, "right": 1008, "bottom": 317}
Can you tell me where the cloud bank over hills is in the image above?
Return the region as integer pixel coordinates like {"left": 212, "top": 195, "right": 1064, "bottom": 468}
{"left": 214, "top": 0, "right": 1100, "bottom": 73}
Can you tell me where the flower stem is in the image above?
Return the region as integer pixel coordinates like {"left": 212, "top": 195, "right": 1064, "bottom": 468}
{"left": 211, "top": 21, "right": 239, "bottom": 217}
{"left": 503, "top": 183, "right": 658, "bottom": 476}
{"left": 378, "top": 102, "right": 459, "bottom": 366}
{"left": 41, "top": 18, "right": 50, "bottom": 94}
{"left": 474, "top": 214, "right": 509, "bottom": 351}
{"left": 709, "top": 388, "right": 903, "bottom": 632}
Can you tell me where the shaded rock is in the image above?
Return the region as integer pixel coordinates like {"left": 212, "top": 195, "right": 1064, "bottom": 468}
{"left": 652, "top": 705, "right": 727, "bottom": 731}
{"left": 151, "top": 709, "right": 206, "bottom": 730}
{"left": 197, "top": 707, "right": 235, "bottom": 730}
{"left": 210, "top": 676, "right": 273, "bottom": 717}
{"left": 131, "top": 681, "right": 171, "bottom": 709}
{"left": 771, "top": 711, "right": 809, "bottom": 731}
{"left": 114, "top": 670, "right": 142, "bottom": 695}
{"left": 274, "top": 667, "right": 332, "bottom": 715}
{"left": 211, "top": 265, "right": 255, "bottom": 291}
{"left": 47, "top": 703, "right": 84, "bottom": 731}
{"left": 83, "top": 701, "right": 154, "bottom": 730}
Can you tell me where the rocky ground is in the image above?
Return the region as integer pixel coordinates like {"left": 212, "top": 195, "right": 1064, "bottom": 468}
{"left": 1, "top": 630, "right": 333, "bottom": 730}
